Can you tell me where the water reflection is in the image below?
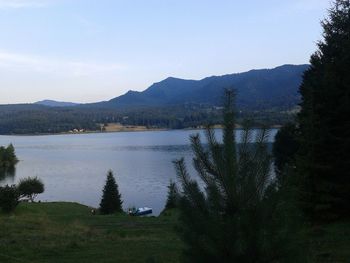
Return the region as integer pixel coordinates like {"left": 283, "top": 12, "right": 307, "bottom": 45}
{"left": 0, "top": 166, "right": 16, "bottom": 185}
{"left": 110, "top": 144, "right": 191, "bottom": 153}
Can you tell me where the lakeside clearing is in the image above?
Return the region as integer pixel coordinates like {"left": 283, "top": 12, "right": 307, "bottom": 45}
{"left": 103, "top": 123, "right": 162, "bottom": 133}
{"left": 0, "top": 202, "right": 182, "bottom": 263}
{"left": 0, "top": 202, "right": 349, "bottom": 263}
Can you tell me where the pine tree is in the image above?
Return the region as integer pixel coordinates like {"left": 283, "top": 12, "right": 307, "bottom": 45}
{"left": 99, "top": 170, "right": 123, "bottom": 214}
{"left": 164, "top": 180, "right": 178, "bottom": 210}
{"left": 174, "top": 90, "right": 302, "bottom": 262}
{"left": 297, "top": 0, "right": 350, "bottom": 220}
{"left": 272, "top": 123, "right": 299, "bottom": 185}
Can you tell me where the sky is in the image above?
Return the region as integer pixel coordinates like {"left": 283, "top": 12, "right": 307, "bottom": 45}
{"left": 0, "top": 0, "right": 332, "bottom": 104}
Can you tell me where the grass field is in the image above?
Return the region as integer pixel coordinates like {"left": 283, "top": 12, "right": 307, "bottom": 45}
{"left": 103, "top": 123, "right": 163, "bottom": 133}
{"left": 0, "top": 202, "right": 182, "bottom": 263}
{"left": 307, "top": 220, "right": 350, "bottom": 262}
{"left": 1, "top": 202, "right": 349, "bottom": 263}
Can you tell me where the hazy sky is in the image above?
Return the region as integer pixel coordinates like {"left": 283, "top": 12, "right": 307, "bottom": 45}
{"left": 0, "top": 0, "right": 331, "bottom": 104}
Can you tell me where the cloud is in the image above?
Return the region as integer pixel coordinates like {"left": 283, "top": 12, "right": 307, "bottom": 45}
{"left": 0, "top": 50, "right": 125, "bottom": 76}
{"left": 0, "top": 0, "right": 51, "bottom": 9}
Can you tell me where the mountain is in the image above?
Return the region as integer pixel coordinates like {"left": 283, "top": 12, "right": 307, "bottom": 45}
{"left": 34, "top": 64, "right": 308, "bottom": 111}
{"left": 0, "top": 64, "right": 309, "bottom": 134}
{"left": 103, "top": 64, "right": 309, "bottom": 110}
{"left": 35, "top": 100, "right": 79, "bottom": 107}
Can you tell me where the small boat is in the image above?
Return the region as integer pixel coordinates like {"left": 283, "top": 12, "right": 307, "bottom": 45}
{"left": 129, "top": 207, "right": 153, "bottom": 216}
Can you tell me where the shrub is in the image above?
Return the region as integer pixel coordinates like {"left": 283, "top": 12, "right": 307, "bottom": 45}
{"left": 0, "top": 185, "right": 19, "bottom": 213}
{"left": 0, "top": 144, "right": 18, "bottom": 169}
{"left": 17, "top": 176, "right": 44, "bottom": 202}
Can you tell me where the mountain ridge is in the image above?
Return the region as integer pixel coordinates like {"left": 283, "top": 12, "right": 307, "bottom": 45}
{"left": 103, "top": 64, "right": 309, "bottom": 110}
{"left": 35, "top": 100, "right": 79, "bottom": 107}
{"left": 0, "top": 64, "right": 309, "bottom": 134}
{"left": 3, "top": 64, "right": 308, "bottom": 111}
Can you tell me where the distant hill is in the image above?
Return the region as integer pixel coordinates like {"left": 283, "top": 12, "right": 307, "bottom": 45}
{"left": 32, "top": 64, "right": 308, "bottom": 111}
{"left": 35, "top": 100, "right": 79, "bottom": 107}
{"left": 0, "top": 64, "right": 309, "bottom": 134}
{"left": 101, "top": 64, "right": 309, "bottom": 110}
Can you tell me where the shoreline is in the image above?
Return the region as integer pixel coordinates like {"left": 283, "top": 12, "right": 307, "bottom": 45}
{"left": 0, "top": 124, "right": 282, "bottom": 137}
{"left": 0, "top": 128, "right": 169, "bottom": 137}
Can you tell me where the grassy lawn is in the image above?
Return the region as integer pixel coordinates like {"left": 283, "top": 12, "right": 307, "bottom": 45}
{"left": 0, "top": 202, "right": 183, "bottom": 263}
{"left": 307, "top": 220, "right": 350, "bottom": 263}
{"left": 1, "top": 202, "right": 349, "bottom": 263}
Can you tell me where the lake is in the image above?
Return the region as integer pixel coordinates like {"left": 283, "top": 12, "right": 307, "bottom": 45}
{"left": 0, "top": 129, "right": 277, "bottom": 215}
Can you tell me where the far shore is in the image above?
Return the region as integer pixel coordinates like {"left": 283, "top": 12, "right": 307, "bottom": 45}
{"left": 0, "top": 123, "right": 282, "bottom": 137}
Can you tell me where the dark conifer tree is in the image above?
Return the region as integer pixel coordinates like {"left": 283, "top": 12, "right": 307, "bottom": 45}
{"left": 99, "top": 170, "right": 123, "bottom": 214}
{"left": 164, "top": 180, "right": 178, "bottom": 210}
{"left": 174, "top": 90, "right": 303, "bottom": 263}
{"left": 273, "top": 123, "right": 299, "bottom": 185}
{"left": 297, "top": 0, "right": 350, "bottom": 219}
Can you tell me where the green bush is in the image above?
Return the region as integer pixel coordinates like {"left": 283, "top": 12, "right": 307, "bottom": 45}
{"left": 17, "top": 176, "right": 45, "bottom": 202}
{"left": 0, "top": 144, "right": 18, "bottom": 169}
{"left": 0, "top": 185, "right": 19, "bottom": 213}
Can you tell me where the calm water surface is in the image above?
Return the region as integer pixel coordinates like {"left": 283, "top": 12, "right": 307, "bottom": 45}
{"left": 0, "top": 129, "right": 277, "bottom": 215}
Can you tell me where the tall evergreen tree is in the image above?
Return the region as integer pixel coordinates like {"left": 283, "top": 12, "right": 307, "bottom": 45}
{"left": 273, "top": 123, "right": 299, "bottom": 185}
{"left": 174, "top": 90, "right": 302, "bottom": 263}
{"left": 99, "top": 170, "right": 123, "bottom": 214}
{"left": 164, "top": 180, "right": 179, "bottom": 210}
{"left": 297, "top": 0, "right": 350, "bottom": 219}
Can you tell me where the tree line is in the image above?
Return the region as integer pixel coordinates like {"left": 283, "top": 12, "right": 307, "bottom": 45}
{"left": 0, "top": 103, "right": 294, "bottom": 134}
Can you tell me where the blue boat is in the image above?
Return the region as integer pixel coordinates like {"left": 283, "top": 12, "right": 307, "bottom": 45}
{"left": 129, "top": 207, "right": 153, "bottom": 216}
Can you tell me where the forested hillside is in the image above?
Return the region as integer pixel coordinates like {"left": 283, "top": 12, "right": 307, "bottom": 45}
{"left": 105, "top": 64, "right": 308, "bottom": 110}
{"left": 0, "top": 64, "right": 307, "bottom": 134}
